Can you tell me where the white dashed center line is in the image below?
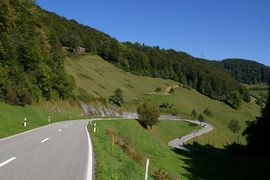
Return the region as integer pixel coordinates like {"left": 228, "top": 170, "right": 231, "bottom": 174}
{"left": 41, "top": 137, "right": 49, "bottom": 143}
{"left": 0, "top": 157, "right": 16, "bottom": 168}
{"left": 58, "top": 129, "right": 62, "bottom": 132}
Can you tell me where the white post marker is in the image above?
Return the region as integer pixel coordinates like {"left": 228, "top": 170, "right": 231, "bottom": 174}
{"left": 145, "top": 159, "right": 149, "bottom": 180}
{"left": 48, "top": 115, "right": 51, "bottom": 123}
{"left": 23, "top": 117, "right": 27, "bottom": 127}
{"left": 94, "top": 123, "right": 96, "bottom": 133}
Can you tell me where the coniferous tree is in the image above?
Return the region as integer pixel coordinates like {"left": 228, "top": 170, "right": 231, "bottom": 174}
{"left": 109, "top": 88, "right": 123, "bottom": 106}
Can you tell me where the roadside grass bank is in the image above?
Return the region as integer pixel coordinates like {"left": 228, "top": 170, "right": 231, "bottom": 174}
{"left": 0, "top": 100, "right": 84, "bottom": 139}
{"left": 89, "top": 119, "right": 199, "bottom": 179}
{"left": 89, "top": 119, "right": 270, "bottom": 180}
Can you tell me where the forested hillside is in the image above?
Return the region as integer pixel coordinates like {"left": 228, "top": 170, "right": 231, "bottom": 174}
{"left": 0, "top": 0, "right": 250, "bottom": 108}
{"left": 210, "top": 59, "right": 270, "bottom": 84}
{"left": 0, "top": 0, "right": 74, "bottom": 105}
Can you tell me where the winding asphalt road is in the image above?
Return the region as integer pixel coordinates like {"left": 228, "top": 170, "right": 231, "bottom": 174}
{"left": 0, "top": 115, "right": 213, "bottom": 180}
{"left": 168, "top": 119, "right": 213, "bottom": 150}
{"left": 0, "top": 120, "right": 92, "bottom": 180}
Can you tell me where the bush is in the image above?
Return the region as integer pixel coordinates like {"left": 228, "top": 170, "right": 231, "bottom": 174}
{"left": 109, "top": 88, "right": 123, "bottom": 106}
{"left": 137, "top": 102, "right": 160, "bottom": 130}
{"left": 153, "top": 169, "right": 169, "bottom": 180}
{"left": 203, "top": 108, "right": 212, "bottom": 116}
{"left": 169, "top": 88, "right": 175, "bottom": 94}
{"left": 159, "top": 102, "right": 173, "bottom": 109}
{"left": 155, "top": 87, "right": 162, "bottom": 93}
{"left": 191, "top": 109, "right": 198, "bottom": 120}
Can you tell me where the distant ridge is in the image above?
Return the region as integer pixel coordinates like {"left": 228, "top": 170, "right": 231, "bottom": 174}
{"left": 210, "top": 59, "right": 270, "bottom": 84}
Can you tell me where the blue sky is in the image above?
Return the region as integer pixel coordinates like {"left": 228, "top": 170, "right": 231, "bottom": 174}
{"left": 37, "top": 0, "right": 270, "bottom": 66}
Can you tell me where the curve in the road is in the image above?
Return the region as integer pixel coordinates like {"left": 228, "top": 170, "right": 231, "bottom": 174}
{"left": 0, "top": 116, "right": 213, "bottom": 180}
{"left": 167, "top": 119, "right": 213, "bottom": 151}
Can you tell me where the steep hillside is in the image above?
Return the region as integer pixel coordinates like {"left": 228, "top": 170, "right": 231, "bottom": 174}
{"left": 65, "top": 54, "right": 176, "bottom": 101}
{"left": 66, "top": 54, "right": 261, "bottom": 147}
{"left": 147, "top": 88, "right": 260, "bottom": 147}
{"left": 210, "top": 59, "right": 270, "bottom": 84}
{"left": 1, "top": 0, "right": 250, "bottom": 108}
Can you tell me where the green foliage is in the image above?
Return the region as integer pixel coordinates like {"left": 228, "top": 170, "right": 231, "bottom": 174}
{"left": 244, "top": 83, "right": 268, "bottom": 102}
{"left": 1, "top": 0, "right": 254, "bottom": 108}
{"left": 191, "top": 109, "right": 198, "bottom": 120}
{"left": 227, "top": 91, "right": 241, "bottom": 109}
{"left": 137, "top": 102, "right": 160, "bottom": 130}
{"left": 255, "top": 98, "right": 264, "bottom": 108}
{"left": 211, "top": 59, "right": 270, "bottom": 84}
{"left": 169, "top": 87, "right": 175, "bottom": 94}
{"left": 109, "top": 88, "right": 123, "bottom": 106}
{"left": 203, "top": 108, "right": 213, "bottom": 117}
{"left": 160, "top": 102, "right": 174, "bottom": 109}
{"left": 198, "top": 114, "right": 205, "bottom": 123}
{"left": 0, "top": 0, "right": 74, "bottom": 105}
{"left": 243, "top": 86, "right": 270, "bottom": 154}
{"left": 227, "top": 120, "right": 241, "bottom": 134}
{"left": 155, "top": 87, "right": 162, "bottom": 92}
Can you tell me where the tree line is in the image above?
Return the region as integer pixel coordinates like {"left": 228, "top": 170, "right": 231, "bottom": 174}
{"left": 210, "top": 59, "right": 270, "bottom": 84}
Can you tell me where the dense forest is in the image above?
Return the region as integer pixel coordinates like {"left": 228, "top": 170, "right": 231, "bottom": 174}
{"left": 0, "top": 0, "right": 74, "bottom": 105}
{"left": 0, "top": 0, "right": 251, "bottom": 108}
{"left": 210, "top": 59, "right": 270, "bottom": 84}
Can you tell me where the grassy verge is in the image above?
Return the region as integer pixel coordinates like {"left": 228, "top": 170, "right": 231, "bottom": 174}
{"left": 0, "top": 100, "right": 83, "bottom": 138}
{"left": 89, "top": 119, "right": 270, "bottom": 180}
{"left": 89, "top": 119, "right": 199, "bottom": 179}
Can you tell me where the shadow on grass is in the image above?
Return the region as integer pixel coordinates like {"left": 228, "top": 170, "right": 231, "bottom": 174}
{"left": 187, "top": 122, "right": 199, "bottom": 127}
{"left": 173, "top": 142, "right": 270, "bottom": 180}
{"left": 136, "top": 119, "right": 148, "bottom": 130}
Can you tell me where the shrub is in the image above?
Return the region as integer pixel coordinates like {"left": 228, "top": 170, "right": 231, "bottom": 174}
{"left": 109, "top": 88, "right": 123, "bottom": 106}
{"left": 137, "top": 102, "right": 160, "bottom": 130}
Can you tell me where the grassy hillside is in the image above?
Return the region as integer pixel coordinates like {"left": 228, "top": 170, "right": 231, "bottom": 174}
{"left": 243, "top": 83, "right": 268, "bottom": 101}
{"left": 0, "top": 100, "right": 83, "bottom": 138}
{"left": 147, "top": 88, "right": 261, "bottom": 147}
{"left": 65, "top": 54, "right": 176, "bottom": 101}
{"left": 89, "top": 120, "right": 199, "bottom": 179}
{"left": 66, "top": 54, "right": 261, "bottom": 148}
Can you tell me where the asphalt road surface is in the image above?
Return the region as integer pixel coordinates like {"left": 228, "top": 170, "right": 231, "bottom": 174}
{"left": 168, "top": 119, "right": 213, "bottom": 150}
{"left": 0, "top": 120, "right": 92, "bottom": 180}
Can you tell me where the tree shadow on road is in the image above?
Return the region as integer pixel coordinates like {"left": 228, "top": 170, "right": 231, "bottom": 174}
{"left": 172, "top": 142, "right": 270, "bottom": 180}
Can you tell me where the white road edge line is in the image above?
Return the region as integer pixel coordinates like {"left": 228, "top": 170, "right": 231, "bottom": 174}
{"left": 41, "top": 137, "right": 49, "bottom": 143}
{"left": 85, "top": 121, "right": 92, "bottom": 180}
{"left": 58, "top": 129, "right": 62, "bottom": 132}
{"left": 0, "top": 157, "right": 16, "bottom": 168}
